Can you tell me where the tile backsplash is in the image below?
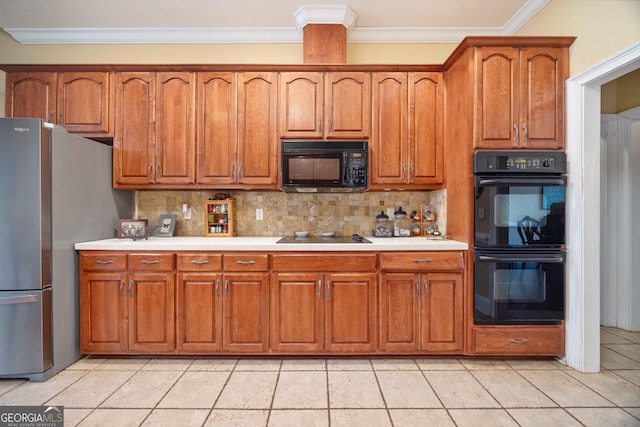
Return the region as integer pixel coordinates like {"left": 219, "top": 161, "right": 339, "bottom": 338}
{"left": 136, "top": 190, "right": 447, "bottom": 237}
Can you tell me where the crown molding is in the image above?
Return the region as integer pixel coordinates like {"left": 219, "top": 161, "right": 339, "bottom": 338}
{"left": 2, "top": 0, "right": 550, "bottom": 45}
{"left": 293, "top": 5, "right": 357, "bottom": 35}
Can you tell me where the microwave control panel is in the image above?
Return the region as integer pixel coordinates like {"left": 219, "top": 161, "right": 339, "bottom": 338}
{"left": 346, "top": 152, "right": 367, "bottom": 186}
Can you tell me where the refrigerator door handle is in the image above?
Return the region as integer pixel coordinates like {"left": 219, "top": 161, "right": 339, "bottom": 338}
{"left": 0, "top": 294, "right": 38, "bottom": 305}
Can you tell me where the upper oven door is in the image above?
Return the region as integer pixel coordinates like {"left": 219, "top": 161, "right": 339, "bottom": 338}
{"left": 474, "top": 175, "right": 566, "bottom": 249}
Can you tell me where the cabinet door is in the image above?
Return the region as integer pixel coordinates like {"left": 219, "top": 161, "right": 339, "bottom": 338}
{"left": 176, "top": 273, "right": 223, "bottom": 352}
{"left": 197, "top": 72, "right": 237, "bottom": 185}
{"left": 420, "top": 272, "right": 463, "bottom": 352}
{"left": 279, "top": 72, "right": 324, "bottom": 138}
{"left": 409, "top": 72, "right": 444, "bottom": 185}
{"left": 114, "top": 72, "right": 156, "bottom": 186}
{"left": 57, "top": 72, "right": 113, "bottom": 135}
{"left": 325, "top": 273, "right": 377, "bottom": 352}
{"left": 80, "top": 272, "right": 127, "bottom": 354}
{"left": 324, "top": 72, "right": 371, "bottom": 139}
{"left": 370, "top": 72, "right": 408, "bottom": 187}
{"left": 380, "top": 273, "right": 419, "bottom": 352}
{"left": 223, "top": 273, "right": 270, "bottom": 352}
{"left": 475, "top": 47, "right": 519, "bottom": 149}
{"left": 5, "top": 72, "right": 57, "bottom": 122}
{"left": 237, "top": 72, "right": 278, "bottom": 186}
{"left": 127, "top": 272, "right": 175, "bottom": 353}
{"left": 271, "top": 273, "right": 324, "bottom": 352}
{"left": 518, "top": 47, "right": 567, "bottom": 149}
{"left": 156, "top": 72, "right": 196, "bottom": 184}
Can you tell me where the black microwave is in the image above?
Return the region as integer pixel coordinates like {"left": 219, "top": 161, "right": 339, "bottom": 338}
{"left": 281, "top": 141, "right": 368, "bottom": 193}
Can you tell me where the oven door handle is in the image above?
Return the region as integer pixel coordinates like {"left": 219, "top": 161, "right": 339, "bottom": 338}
{"left": 477, "top": 178, "right": 566, "bottom": 186}
{"left": 477, "top": 254, "right": 565, "bottom": 263}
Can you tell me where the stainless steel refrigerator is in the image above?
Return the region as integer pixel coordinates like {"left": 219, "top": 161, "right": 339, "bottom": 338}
{"left": 0, "top": 118, "right": 133, "bottom": 381}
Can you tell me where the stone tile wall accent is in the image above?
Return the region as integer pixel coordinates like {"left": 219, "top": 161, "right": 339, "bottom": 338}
{"left": 135, "top": 190, "right": 447, "bottom": 238}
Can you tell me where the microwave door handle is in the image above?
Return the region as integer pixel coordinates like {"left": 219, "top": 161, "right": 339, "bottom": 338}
{"left": 478, "top": 254, "right": 565, "bottom": 263}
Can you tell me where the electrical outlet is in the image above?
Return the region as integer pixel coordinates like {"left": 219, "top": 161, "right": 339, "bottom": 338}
{"left": 387, "top": 207, "right": 395, "bottom": 217}
{"left": 256, "top": 208, "right": 264, "bottom": 220}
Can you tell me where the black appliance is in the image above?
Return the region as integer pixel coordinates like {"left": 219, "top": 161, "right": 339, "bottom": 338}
{"left": 281, "top": 141, "right": 368, "bottom": 193}
{"left": 473, "top": 151, "right": 566, "bottom": 325}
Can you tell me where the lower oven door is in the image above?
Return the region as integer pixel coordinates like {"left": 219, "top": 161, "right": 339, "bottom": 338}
{"left": 474, "top": 250, "right": 565, "bottom": 325}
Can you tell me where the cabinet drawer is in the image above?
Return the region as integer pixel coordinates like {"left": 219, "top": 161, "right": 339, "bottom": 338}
{"left": 128, "top": 253, "right": 174, "bottom": 271}
{"left": 81, "top": 252, "right": 127, "bottom": 271}
{"left": 272, "top": 254, "right": 377, "bottom": 272}
{"left": 176, "top": 253, "right": 222, "bottom": 271}
{"left": 472, "top": 326, "right": 564, "bottom": 356}
{"left": 223, "top": 254, "right": 269, "bottom": 271}
{"left": 379, "top": 252, "right": 463, "bottom": 272}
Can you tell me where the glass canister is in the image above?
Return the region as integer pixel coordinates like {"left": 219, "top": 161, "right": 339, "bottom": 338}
{"left": 393, "top": 207, "right": 412, "bottom": 237}
{"left": 373, "top": 210, "right": 393, "bottom": 237}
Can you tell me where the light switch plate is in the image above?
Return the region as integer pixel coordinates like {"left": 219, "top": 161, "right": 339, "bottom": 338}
{"left": 256, "top": 208, "right": 264, "bottom": 220}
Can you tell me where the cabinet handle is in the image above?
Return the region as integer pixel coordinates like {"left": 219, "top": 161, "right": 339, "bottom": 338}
{"left": 461, "top": 252, "right": 465, "bottom": 269}
{"left": 155, "top": 164, "right": 160, "bottom": 178}
{"left": 317, "top": 117, "right": 322, "bottom": 133}
{"left": 415, "top": 279, "right": 420, "bottom": 298}
{"left": 522, "top": 122, "right": 528, "bottom": 142}
{"left": 95, "top": 259, "right": 114, "bottom": 265}
{"left": 326, "top": 280, "right": 331, "bottom": 299}
{"left": 48, "top": 112, "right": 53, "bottom": 122}
{"left": 401, "top": 163, "right": 407, "bottom": 179}
{"left": 235, "top": 260, "right": 256, "bottom": 265}
{"left": 119, "top": 280, "right": 125, "bottom": 298}
{"left": 190, "top": 260, "right": 209, "bottom": 265}
{"left": 215, "top": 279, "right": 220, "bottom": 298}
{"left": 141, "top": 259, "right": 160, "bottom": 264}
{"left": 231, "top": 163, "right": 236, "bottom": 180}
{"left": 328, "top": 117, "right": 333, "bottom": 133}
{"left": 148, "top": 163, "right": 153, "bottom": 179}
{"left": 317, "top": 280, "right": 322, "bottom": 298}
{"left": 413, "top": 259, "right": 432, "bottom": 263}
{"left": 224, "top": 279, "right": 229, "bottom": 299}
{"left": 423, "top": 279, "right": 429, "bottom": 298}
{"left": 513, "top": 123, "right": 519, "bottom": 142}
{"left": 509, "top": 338, "right": 528, "bottom": 345}
{"left": 58, "top": 112, "right": 63, "bottom": 124}
{"left": 128, "top": 279, "right": 134, "bottom": 298}
{"left": 238, "top": 163, "right": 243, "bottom": 180}
{"left": 409, "top": 163, "right": 415, "bottom": 180}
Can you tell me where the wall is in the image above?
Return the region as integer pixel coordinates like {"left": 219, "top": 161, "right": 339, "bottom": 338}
{"left": 136, "top": 189, "right": 446, "bottom": 238}
{"left": 602, "top": 69, "right": 640, "bottom": 114}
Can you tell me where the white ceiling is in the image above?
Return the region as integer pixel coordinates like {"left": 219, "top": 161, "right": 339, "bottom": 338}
{"left": 0, "top": 0, "right": 549, "bottom": 44}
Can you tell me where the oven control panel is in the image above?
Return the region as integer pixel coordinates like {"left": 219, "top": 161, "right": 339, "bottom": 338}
{"left": 473, "top": 151, "right": 567, "bottom": 174}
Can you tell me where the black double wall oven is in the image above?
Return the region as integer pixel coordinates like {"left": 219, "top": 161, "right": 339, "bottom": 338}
{"left": 473, "top": 151, "right": 567, "bottom": 325}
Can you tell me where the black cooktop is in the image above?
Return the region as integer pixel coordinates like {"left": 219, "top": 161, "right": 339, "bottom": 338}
{"left": 276, "top": 235, "right": 371, "bottom": 244}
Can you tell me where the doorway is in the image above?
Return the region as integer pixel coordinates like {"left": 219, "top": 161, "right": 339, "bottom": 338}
{"left": 566, "top": 41, "right": 640, "bottom": 373}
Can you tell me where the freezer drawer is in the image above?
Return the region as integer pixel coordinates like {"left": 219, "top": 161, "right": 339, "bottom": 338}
{"left": 0, "top": 288, "right": 52, "bottom": 376}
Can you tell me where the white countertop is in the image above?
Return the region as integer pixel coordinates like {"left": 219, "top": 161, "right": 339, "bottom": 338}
{"left": 74, "top": 236, "right": 468, "bottom": 251}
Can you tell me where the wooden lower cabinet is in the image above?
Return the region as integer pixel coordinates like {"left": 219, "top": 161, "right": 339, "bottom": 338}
{"left": 175, "top": 253, "right": 269, "bottom": 353}
{"left": 271, "top": 272, "right": 377, "bottom": 353}
{"left": 380, "top": 272, "right": 463, "bottom": 353}
{"left": 80, "top": 252, "right": 175, "bottom": 354}
{"left": 80, "top": 270, "right": 175, "bottom": 354}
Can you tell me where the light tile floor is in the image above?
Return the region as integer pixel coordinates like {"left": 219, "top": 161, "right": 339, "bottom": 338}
{"left": 0, "top": 327, "right": 638, "bottom": 426}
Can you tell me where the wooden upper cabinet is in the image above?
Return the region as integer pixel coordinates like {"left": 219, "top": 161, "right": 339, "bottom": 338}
{"left": 114, "top": 72, "right": 156, "bottom": 186}
{"left": 279, "top": 72, "right": 324, "bottom": 138}
{"left": 325, "top": 72, "right": 371, "bottom": 139}
{"left": 237, "top": 72, "right": 278, "bottom": 187}
{"left": 6, "top": 71, "right": 113, "bottom": 136}
{"left": 475, "top": 46, "right": 568, "bottom": 149}
{"left": 197, "top": 72, "right": 237, "bottom": 185}
{"left": 6, "top": 72, "right": 57, "bottom": 123}
{"left": 155, "top": 72, "right": 196, "bottom": 185}
{"left": 57, "top": 72, "right": 113, "bottom": 135}
{"left": 114, "top": 72, "right": 195, "bottom": 187}
{"left": 279, "top": 72, "right": 370, "bottom": 139}
{"left": 370, "top": 72, "right": 443, "bottom": 189}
